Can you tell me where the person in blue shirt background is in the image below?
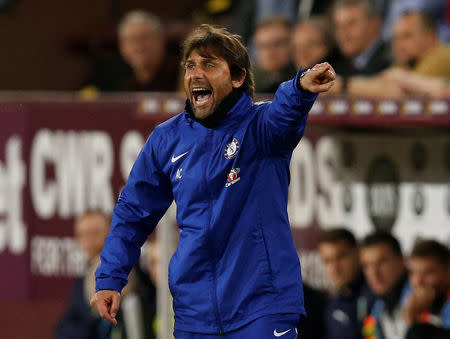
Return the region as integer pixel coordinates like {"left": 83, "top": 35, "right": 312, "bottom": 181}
{"left": 318, "top": 228, "right": 376, "bottom": 339}
{"left": 90, "top": 24, "right": 336, "bottom": 338}
{"left": 360, "top": 232, "right": 409, "bottom": 339}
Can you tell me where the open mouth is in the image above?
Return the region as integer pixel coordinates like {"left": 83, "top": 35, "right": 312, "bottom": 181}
{"left": 192, "top": 87, "right": 213, "bottom": 106}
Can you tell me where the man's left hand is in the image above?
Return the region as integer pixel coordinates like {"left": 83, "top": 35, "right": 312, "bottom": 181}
{"left": 300, "top": 62, "right": 336, "bottom": 93}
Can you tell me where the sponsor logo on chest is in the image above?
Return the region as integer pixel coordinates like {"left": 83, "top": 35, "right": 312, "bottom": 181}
{"left": 225, "top": 168, "right": 241, "bottom": 187}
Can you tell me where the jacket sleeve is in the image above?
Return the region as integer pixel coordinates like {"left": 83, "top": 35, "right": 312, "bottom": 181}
{"left": 254, "top": 68, "right": 318, "bottom": 155}
{"left": 95, "top": 130, "right": 173, "bottom": 293}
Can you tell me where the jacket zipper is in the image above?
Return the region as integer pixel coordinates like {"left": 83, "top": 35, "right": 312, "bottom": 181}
{"left": 205, "top": 128, "right": 224, "bottom": 335}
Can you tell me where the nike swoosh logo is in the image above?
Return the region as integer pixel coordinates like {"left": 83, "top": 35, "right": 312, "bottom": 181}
{"left": 171, "top": 151, "right": 189, "bottom": 163}
{"left": 273, "top": 329, "right": 291, "bottom": 337}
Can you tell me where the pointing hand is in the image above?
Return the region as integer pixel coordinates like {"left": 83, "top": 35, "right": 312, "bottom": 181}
{"left": 299, "top": 62, "right": 336, "bottom": 93}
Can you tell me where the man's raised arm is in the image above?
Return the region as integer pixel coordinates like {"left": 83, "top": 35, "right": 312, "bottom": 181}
{"left": 254, "top": 62, "right": 336, "bottom": 155}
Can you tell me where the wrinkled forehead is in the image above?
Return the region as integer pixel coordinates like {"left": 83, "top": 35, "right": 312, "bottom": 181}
{"left": 185, "top": 45, "right": 226, "bottom": 62}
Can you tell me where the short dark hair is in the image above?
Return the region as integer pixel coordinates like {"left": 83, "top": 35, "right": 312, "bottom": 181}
{"left": 333, "top": 0, "right": 381, "bottom": 18}
{"left": 181, "top": 24, "right": 255, "bottom": 98}
{"left": 360, "top": 231, "right": 403, "bottom": 256}
{"left": 410, "top": 239, "right": 450, "bottom": 267}
{"left": 319, "top": 228, "right": 357, "bottom": 248}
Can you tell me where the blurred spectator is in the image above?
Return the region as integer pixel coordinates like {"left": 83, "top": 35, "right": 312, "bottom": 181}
{"left": 403, "top": 239, "right": 450, "bottom": 338}
{"left": 88, "top": 10, "right": 179, "bottom": 92}
{"left": 318, "top": 228, "right": 375, "bottom": 339}
{"left": 291, "top": 16, "right": 339, "bottom": 69}
{"left": 381, "top": 0, "right": 450, "bottom": 43}
{"left": 143, "top": 237, "right": 175, "bottom": 338}
{"left": 252, "top": 17, "right": 297, "bottom": 93}
{"left": 55, "top": 211, "right": 112, "bottom": 339}
{"left": 332, "top": 0, "right": 392, "bottom": 77}
{"left": 230, "top": 0, "right": 333, "bottom": 46}
{"left": 55, "top": 210, "right": 156, "bottom": 339}
{"left": 331, "top": 10, "right": 450, "bottom": 97}
{"left": 359, "top": 231, "right": 409, "bottom": 339}
{"left": 391, "top": 11, "right": 450, "bottom": 77}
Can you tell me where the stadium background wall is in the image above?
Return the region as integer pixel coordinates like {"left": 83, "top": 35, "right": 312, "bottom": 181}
{"left": 0, "top": 93, "right": 448, "bottom": 339}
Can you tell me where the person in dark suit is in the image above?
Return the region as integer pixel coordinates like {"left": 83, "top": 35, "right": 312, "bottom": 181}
{"left": 331, "top": 0, "right": 392, "bottom": 77}
{"left": 87, "top": 10, "right": 179, "bottom": 92}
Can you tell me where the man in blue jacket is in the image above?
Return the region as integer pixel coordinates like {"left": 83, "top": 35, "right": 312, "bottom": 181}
{"left": 90, "top": 24, "right": 336, "bottom": 338}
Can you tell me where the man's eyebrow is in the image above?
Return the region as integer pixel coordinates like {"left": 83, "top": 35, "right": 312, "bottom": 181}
{"left": 201, "top": 56, "right": 219, "bottom": 61}
{"left": 186, "top": 55, "right": 219, "bottom": 63}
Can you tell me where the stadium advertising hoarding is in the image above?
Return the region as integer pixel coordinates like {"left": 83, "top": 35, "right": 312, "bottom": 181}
{"left": 0, "top": 95, "right": 449, "bottom": 299}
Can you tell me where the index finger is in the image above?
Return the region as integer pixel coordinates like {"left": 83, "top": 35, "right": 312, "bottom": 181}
{"left": 312, "top": 62, "right": 332, "bottom": 73}
{"left": 312, "top": 64, "right": 335, "bottom": 82}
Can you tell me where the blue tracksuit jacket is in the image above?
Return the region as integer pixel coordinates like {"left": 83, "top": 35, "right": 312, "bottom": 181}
{"left": 95, "top": 69, "right": 318, "bottom": 334}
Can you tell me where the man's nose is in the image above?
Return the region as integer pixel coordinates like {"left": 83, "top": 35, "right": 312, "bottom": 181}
{"left": 413, "top": 275, "right": 425, "bottom": 288}
{"left": 190, "top": 66, "right": 205, "bottom": 79}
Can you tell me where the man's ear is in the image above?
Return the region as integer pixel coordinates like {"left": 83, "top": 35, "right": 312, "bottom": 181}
{"left": 232, "top": 68, "right": 246, "bottom": 89}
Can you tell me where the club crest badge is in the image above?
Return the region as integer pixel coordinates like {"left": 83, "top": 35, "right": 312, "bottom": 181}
{"left": 225, "top": 168, "right": 240, "bottom": 187}
{"left": 224, "top": 138, "right": 240, "bottom": 159}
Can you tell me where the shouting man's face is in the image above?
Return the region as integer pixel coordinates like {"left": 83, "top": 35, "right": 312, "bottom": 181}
{"left": 184, "top": 49, "right": 245, "bottom": 119}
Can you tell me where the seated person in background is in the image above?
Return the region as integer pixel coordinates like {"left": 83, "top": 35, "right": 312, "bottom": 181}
{"left": 291, "top": 16, "right": 339, "bottom": 70}
{"left": 332, "top": 0, "right": 392, "bottom": 77}
{"left": 252, "top": 17, "right": 297, "bottom": 93}
{"left": 359, "top": 231, "right": 409, "bottom": 339}
{"left": 230, "top": 0, "right": 334, "bottom": 47}
{"left": 89, "top": 10, "right": 179, "bottom": 92}
{"left": 403, "top": 239, "right": 450, "bottom": 339}
{"left": 381, "top": 0, "right": 450, "bottom": 43}
{"left": 55, "top": 211, "right": 113, "bottom": 339}
{"left": 318, "top": 228, "right": 375, "bottom": 339}
{"left": 55, "top": 210, "right": 156, "bottom": 339}
{"left": 142, "top": 237, "right": 174, "bottom": 338}
{"left": 390, "top": 11, "right": 450, "bottom": 77}
{"left": 331, "top": 10, "right": 450, "bottom": 97}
